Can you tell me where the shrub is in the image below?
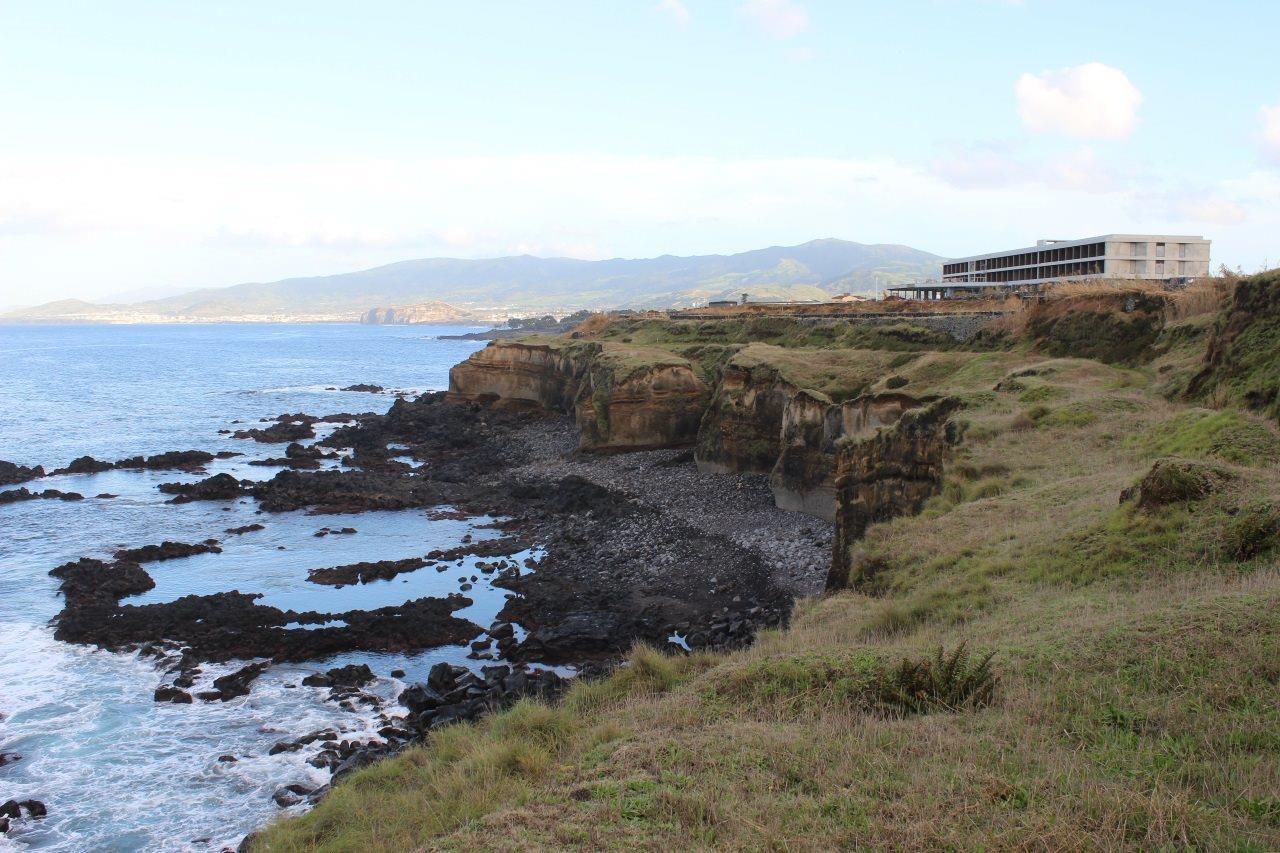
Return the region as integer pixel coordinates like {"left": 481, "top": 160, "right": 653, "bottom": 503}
{"left": 884, "top": 643, "right": 998, "bottom": 714}
{"left": 1120, "top": 458, "right": 1231, "bottom": 511}
{"left": 1024, "top": 404, "right": 1051, "bottom": 422}
{"left": 1017, "top": 384, "right": 1066, "bottom": 404}
{"left": 1222, "top": 502, "right": 1280, "bottom": 561}
{"left": 706, "top": 644, "right": 997, "bottom": 716}
{"left": 885, "top": 375, "right": 909, "bottom": 389}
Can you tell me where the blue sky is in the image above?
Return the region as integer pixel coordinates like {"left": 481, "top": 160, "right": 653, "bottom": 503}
{"left": 2, "top": 0, "right": 1279, "bottom": 306}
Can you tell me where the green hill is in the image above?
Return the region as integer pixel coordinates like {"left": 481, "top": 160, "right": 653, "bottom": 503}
{"left": 3, "top": 239, "right": 941, "bottom": 322}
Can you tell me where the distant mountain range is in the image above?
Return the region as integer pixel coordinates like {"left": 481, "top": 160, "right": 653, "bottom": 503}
{"left": 2, "top": 239, "right": 942, "bottom": 324}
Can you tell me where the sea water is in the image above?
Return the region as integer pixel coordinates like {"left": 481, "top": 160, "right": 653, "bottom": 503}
{"left": 0, "top": 323, "right": 533, "bottom": 851}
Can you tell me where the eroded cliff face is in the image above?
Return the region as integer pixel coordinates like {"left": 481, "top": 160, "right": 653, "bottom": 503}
{"left": 447, "top": 341, "right": 596, "bottom": 412}
{"left": 449, "top": 338, "right": 965, "bottom": 593}
{"left": 448, "top": 341, "right": 708, "bottom": 452}
{"left": 694, "top": 362, "right": 794, "bottom": 474}
{"left": 771, "top": 391, "right": 930, "bottom": 522}
{"left": 1186, "top": 270, "right": 1280, "bottom": 421}
{"left": 827, "top": 397, "right": 963, "bottom": 590}
{"left": 576, "top": 364, "right": 709, "bottom": 452}
{"left": 1024, "top": 291, "right": 1168, "bottom": 365}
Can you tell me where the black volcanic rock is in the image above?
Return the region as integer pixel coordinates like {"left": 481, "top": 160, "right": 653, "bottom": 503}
{"left": 233, "top": 420, "right": 316, "bottom": 443}
{"left": 248, "top": 442, "right": 338, "bottom": 469}
{"left": 52, "top": 587, "right": 481, "bottom": 666}
{"left": 0, "top": 460, "right": 44, "bottom": 486}
{"left": 49, "top": 558, "right": 155, "bottom": 607}
{"left": 51, "top": 449, "right": 227, "bottom": 476}
{"left": 60, "top": 455, "right": 114, "bottom": 475}
{"left": 250, "top": 469, "right": 452, "bottom": 513}
{"left": 224, "top": 523, "right": 265, "bottom": 535}
{"left": 204, "top": 661, "right": 271, "bottom": 701}
{"left": 301, "top": 663, "right": 375, "bottom": 689}
{"left": 154, "top": 685, "right": 194, "bottom": 704}
{"left": 113, "top": 540, "right": 222, "bottom": 563}
{"left": 158, "top": 473, "right": 246, "bottom": 503}
{"left": 0, "top": 487, "right": 84, "bottom": 504}
{"left": 114, "top": 450, "right": 217, "bottom": 471}
{"left": 307, "top": 557, "right": 429, "bottom": 586}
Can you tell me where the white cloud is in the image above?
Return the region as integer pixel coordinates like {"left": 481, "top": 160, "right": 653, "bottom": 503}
{"left": 932, "top": 142, "right": 1116, "bottom": 192}
{"left": 739, "top": 0, "right": 809, "bottom": 40}
{"left": 1049, "top": 146, "right": 1117, "bottom": 192}
{"left": 1016, "top": 63, "right": 1142, "bottom": 139}
{"left": 931, "top": 143, "right": 1030, "bottom": 189}
{"left": 655, "top": 0, "right": 690, "bottom": 27}
{"left": 2, "top": 151, "right": 1276, "bottom": 303}
{"left": 1261, "top": 103, "right": 1280, "bottom": 164}
{"left": 1173, "top": 197, "right": 1246, "bottom": 225}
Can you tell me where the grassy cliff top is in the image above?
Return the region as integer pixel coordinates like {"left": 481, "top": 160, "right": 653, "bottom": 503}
{"left": 725, "top": 342, "right": 902, "bottom": 402}
{"left": 587, "top": 314, "right": 972, "bottom": 352}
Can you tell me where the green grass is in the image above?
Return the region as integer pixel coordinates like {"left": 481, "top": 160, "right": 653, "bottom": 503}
{"left": 1132, "top": 408, "right": 1280, "bottom": 466}
{"left": 726, "top": 343, "right": 900, "bottom": 402}
{"left": 593, "top": 316, "right": 980, "bottom": 353}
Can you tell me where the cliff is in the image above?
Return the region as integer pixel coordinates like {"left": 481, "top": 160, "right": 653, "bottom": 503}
{"left": 771, "top": 390, "right": 932, "bottom": 521}
{"left": 448, "top": 340, "right": 707, "bottom": 451}
{"left": 1023, "top": 290, "right": 1168, "bottom": 365}
{"left": 575, "top": 351, "right": 709, "bottom": 451}
{"left": 693, "top": 343, "right": 901, "bottom": 476}
{"left": 827, "top": 396, "right": 963, "bottom": 590}
{"left": 447, "top": 339, "right": 597, "bottom": 412}
{"left": 452, "top": 338, "right": 950, "bottom": 516}
{"left": 1187, "top": 268, "right": 1280, "bottom": 421}
{"left": 694, "top": 356, "right": 796, "bottom": 474}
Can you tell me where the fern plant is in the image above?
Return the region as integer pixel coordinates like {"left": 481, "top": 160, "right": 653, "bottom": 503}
{"left": 881, "top": 642, "right": 997, "bottom": 714}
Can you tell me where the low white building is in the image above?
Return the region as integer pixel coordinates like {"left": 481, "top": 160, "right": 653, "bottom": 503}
{"left": 890, "top": 234, "right": 1211, "bottom": 299}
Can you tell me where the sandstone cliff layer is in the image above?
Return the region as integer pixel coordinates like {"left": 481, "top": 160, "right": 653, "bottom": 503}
{"left": 827, "top": 397, "right": 963, "bottom": 590}
{"left": 694, "top": 359, "right": 795, "bottom": 475}
{"left": 448, "top": 341, "right": 708, "bottom": 451}
{"left": 448, "top": 340, "right": 595, "bottom": 412}
{"left": 772, "top": 390, "right": 933, "bottom": 522}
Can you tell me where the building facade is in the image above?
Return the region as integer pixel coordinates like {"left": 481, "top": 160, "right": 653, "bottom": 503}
{"left": 890, "top": 234, "right": 1211, "bottom": 299}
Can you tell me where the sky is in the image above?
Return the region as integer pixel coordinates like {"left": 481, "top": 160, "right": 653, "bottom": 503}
{"left": 2, "top": 0, "right": 1279, "bottom": 308}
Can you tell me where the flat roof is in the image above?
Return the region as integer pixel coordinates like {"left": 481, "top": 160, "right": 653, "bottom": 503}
{"left": 950, "top": 234, "right": 1208, "bottom": 264}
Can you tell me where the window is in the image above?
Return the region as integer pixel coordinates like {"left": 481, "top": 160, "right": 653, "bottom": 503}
{"left": 1156, "top": 260, "right": 1165, "bottom": 275}
{"left": 1178, "top": 243, "right": 1187, "bottom": 259}
{"left": 1156, "top": 242, "right": 1166, "bottom": 258}
{"left": 1132, "top": 242, "right": 1146, "bottom": 257}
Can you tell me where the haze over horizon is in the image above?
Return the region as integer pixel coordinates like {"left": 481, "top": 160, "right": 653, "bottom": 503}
{"left": 3, "top": 0, "right": 1280, "bottom": 310}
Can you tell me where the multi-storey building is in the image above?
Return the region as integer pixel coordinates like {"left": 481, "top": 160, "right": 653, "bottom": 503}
{"left": 888, "top": 234, "right": 1211, "bottom": 299}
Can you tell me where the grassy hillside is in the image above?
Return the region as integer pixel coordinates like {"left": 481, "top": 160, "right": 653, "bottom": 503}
{"left": 255, "top": 274, "right": 1280, "bottom": 851}
{"left": 4, "top": 239, "right": 943, "bottom": 321}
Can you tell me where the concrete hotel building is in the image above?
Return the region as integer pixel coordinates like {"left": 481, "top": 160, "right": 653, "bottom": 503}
{"left": 890, "top": 234, "right": 1211, "bottom": 300}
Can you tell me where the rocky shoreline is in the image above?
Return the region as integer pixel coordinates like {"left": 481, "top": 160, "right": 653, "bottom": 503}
{"left": 10, "top": 383, "right": 825, "bottom": 832}
{"left": 52, "top": 393, "right": 810, "bottom": 671}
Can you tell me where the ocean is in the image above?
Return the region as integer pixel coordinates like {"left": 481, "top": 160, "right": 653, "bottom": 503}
{"left": 0, "top": 323, "right": 526, "bottom": 851}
